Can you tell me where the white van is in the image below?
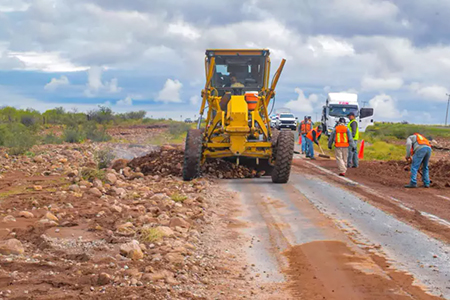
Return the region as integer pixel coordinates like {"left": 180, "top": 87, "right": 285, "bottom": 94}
{"left": 322, "top": 93, "right": 374, "bottom": 136}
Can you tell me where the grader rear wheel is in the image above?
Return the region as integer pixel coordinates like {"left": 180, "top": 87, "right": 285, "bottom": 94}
{"left": 182, "top": 129, "right": 203, "bottom": 181}
{"left": 271, "top": 130, "right": 294, "bottom": 183}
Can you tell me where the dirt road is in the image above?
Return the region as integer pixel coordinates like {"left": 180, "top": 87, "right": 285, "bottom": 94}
{"left": 222, "top": 157, "right": 450, "bottom": 299}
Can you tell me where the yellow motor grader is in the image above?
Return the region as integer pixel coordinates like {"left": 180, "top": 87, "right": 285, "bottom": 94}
{"left": 183, "top": 49, "right": 294, "bottom": 183}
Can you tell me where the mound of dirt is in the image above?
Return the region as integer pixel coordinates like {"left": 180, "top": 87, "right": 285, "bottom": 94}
{"left": 128, "top": 146, "right": 264, "bottom": 179}
{"left": 351, "top": 159, "right": 450, "bottom": 188}
{"left": 128, "top": 146, "right": 184, "bottom": 177}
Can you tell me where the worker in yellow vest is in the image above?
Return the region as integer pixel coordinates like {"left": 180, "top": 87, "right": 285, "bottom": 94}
{"left": 404, "top": 133, "right": 432, "bottom": 188}
{"left": 328, "top": 118, "right": 355, "bottom": 176}
{"left": 347, "top": 112, "right": 359, "bottom": 168}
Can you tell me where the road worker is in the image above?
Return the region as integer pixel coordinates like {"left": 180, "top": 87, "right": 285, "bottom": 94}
{"left": 404, "top": 133, "right": 432, "bottom": 188}
{"left": 328, "top": 118, "right": 355, "bottom": 176}
{"left": 347, "top": 112, "right": 359, "bottom": 168}
{"left": 306, "top": 123, "right": 323, "bottom": 160}
{"left": 299, "top": 116, "right": 312, "bottom": 154}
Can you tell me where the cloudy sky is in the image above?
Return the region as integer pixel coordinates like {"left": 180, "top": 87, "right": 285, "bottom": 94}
{"left": 1, "top": 0, "right": 450, "bottom": 123}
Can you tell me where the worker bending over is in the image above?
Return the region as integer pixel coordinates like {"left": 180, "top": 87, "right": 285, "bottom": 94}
{"left": 306, "top": 124, "right": 323, "bottom": 160}
{"left": 299, "top": 116, "right": 312, "bottom": 154}
{"left": 347, "top": 112, "right": 359, "bottom": 168}
{"left": 328, "top": 118, "right": 355, "bottom": 176}
{"left": 404, "top": 133, "right": 432, "bottom": 188}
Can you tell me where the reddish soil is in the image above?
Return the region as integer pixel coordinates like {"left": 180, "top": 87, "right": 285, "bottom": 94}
{"left": 284, "top": 241, "right": 441, "bottom": 300}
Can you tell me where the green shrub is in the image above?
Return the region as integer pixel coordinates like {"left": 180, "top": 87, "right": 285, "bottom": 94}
{"left": 95, "top": 148, "right": 116, "bottom": 169}
{"left": 63, "top": 126, "right": 85, "bottom": 143}
{"left": 0, "top": 123, "right": 38, "bottom": 155}
{"left": 83, "top": 122, "right": 112, "bottom": 142}
{"left": 43, "top": 133, "right": 63, "bottom": 145}
{"left": 168, "top": 122, "right": 191, "bottom": 136}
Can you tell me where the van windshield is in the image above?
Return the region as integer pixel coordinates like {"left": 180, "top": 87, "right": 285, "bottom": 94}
{"left": 329, "top": 105, "right": 358, "bottom": 117}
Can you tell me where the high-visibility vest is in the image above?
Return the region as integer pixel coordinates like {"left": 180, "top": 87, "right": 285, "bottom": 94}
{"left": 306, "top": 127, "right": 322, "bottom": 141}
{"left": 335, "top": 124, "right": 349, "bottom": 147}
{"left": 300, "top": 121, "right": 306, "bottom": 133}
{"left": 305, "top": 121, "right": 312, "bottom": 133}
{"left": 411, "top": 133, "right": 431, "bottom": 155}
{"left": 300, "top": 121, "right": 312, "bottom": 134}
{"left": 347, "top": 119, "right": 359, "bottom": 140}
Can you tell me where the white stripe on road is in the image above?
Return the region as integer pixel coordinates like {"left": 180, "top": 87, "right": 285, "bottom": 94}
{"left": 297, "top": 158, "right": 450, "bottom": 229}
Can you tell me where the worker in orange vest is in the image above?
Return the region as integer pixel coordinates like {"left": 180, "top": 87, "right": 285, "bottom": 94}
{"left": 327, "top": 118, "right": 355, "bottom": 176}
{"left": 404, "top": 133, "right": 432, "bottom": 188}
{"left": 298, "top": 116, "right": 312, "bottom": 154}
{"left": 305, "top": 123, "right": 323, "bottom": 160}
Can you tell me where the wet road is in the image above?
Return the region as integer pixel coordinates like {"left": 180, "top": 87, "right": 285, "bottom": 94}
{"left": 223, "top": 164, "right": 450, "bottom": 299}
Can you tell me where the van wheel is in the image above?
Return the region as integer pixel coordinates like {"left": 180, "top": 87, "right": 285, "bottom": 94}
{"left": 182, "top": 129, "right": 203, "bottom": 181}
{"left": 271, "top": 130, "right": 294, "bottom": 183}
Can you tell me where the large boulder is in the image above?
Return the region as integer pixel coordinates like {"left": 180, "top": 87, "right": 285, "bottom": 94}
{"left": 0, "top": 239, "right": 25, "bottom": 255}
{"left": 120, "top": 240, "right": 144, "bottom": 260}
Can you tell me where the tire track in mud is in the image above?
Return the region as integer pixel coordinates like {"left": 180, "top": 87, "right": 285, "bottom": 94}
{"left": 223, "top": 177, "right": 447, "bottom": 299}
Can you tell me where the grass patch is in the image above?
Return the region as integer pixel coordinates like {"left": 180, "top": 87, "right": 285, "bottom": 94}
{"left": 139, "top": 226, "right": 165, "bottom": 243}
{"left": 363, "top": 141, "right": 405, "bottom": 161}
{"left": 171, "top": 193, "right": 187, "bottom": 202}
{"left": 364, "top": 123, "right": 450, "bottom": 141}
{"left": 0, "top": 186, "right": 29, "bottom": 199}
{"left": 80, "top": 168, "right": 106, "bottom": 182}
{"left": 95, "top": 148, "right": 115, "bottom": 169}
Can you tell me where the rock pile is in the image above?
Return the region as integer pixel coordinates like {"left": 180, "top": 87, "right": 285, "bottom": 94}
{"left": 0, "top": 142, "right": 246, "bottom": 299}
{"left": 128, "top": 147, "right": 265, "bottom": 179}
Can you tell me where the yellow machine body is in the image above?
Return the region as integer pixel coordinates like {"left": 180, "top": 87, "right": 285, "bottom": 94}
{"left": 198, "top": 49, "right": 286, "bottom": 162}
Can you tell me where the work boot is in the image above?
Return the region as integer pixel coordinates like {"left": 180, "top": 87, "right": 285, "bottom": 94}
{"left": 339, "top": 173, "right": 346, "bottom": 177}
{"left": 310, "top": 157, "right": 316, "bottom": 160}
{"left": 404, "top": 183, "right": 417, "bottom": 188}
{"left": 424, "top": 185, "right": 430, "bottom": 188}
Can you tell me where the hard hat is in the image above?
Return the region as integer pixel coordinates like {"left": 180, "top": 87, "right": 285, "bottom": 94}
{"left": 339, "top": 117, "right": 346, "bottom": 124}
{"left": 347, "top": 112, "right": 355, "bottom": 117}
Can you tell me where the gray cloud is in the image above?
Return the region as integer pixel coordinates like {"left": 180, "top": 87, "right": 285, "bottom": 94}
{"left": 0, "top": 0, "right": 450, "bottom": 121}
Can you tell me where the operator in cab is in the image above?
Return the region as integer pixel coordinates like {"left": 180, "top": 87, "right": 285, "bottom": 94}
{"left": 404, "top": 133, "right": 432, "bottom": 188}
{"left": 230, "top": 73, "right": 244, "bottom": 88}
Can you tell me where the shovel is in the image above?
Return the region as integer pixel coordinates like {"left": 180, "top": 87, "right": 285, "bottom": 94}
{"left": 317, "top": 144, "right": 331, "bottom": 159}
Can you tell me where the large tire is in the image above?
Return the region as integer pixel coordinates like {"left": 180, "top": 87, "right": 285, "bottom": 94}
{"left": 182, "top": 129, "right": 203, "bottom": 181}
{"left": 271, "top": 130, "right": 294, "bottom": 183}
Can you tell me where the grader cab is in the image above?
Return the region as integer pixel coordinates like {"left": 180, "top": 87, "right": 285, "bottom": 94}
{"left": 183, "top": 49, "right": 294, "bottom": 183}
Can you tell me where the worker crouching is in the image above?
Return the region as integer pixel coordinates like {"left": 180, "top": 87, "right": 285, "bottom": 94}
{"left": 328, "top": 118, "right": 355, "bottom": 176}
{"left": 404, "top": 133, "right": 432, "bottom": 188}
{"left": 305, "top": 124, "right": 323, "bottom": 160}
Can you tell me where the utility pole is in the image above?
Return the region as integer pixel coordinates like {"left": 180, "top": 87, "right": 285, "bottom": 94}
{"left": 446, "top": 94, "right": 450, "bottom": 126}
